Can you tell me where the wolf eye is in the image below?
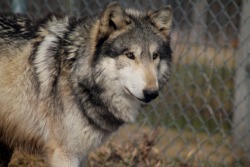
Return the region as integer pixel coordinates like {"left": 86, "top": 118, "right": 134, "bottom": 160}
{"left": 153, "top": 53, "right": 159, "bottom": 60}
{"left": 126, "top": 52, "right": 135, "bottom": 60}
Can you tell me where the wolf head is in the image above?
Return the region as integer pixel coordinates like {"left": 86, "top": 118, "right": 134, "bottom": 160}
{"left": 95, "top": 3, "right": 172, "bottom": 102}
{"left": 71, "top": 3, "right": 172, "bottom": 130}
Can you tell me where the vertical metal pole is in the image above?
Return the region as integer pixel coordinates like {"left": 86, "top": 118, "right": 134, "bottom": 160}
{"left": 191, "top": 0, "right": 207, "bottom": 44}
{"left": 11, "top": 0, "right": 27, "bottom": 13}
{"left": 233, "top": 0, "right": 250, "bottom": 165}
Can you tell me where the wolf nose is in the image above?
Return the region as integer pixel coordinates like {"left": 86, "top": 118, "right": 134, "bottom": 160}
{"left": 143, "top": 89, "right": 159, "bottom": 102}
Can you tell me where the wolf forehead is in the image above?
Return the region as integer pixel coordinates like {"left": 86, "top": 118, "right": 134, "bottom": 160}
{"left": 101, "top": 7, "right": 172, "bottom": 39}
{"left": 94, "top": 5, "right": 172, "bottom": 57}
{"left": 104, "top": 25, "right": 169, "bottom": 53}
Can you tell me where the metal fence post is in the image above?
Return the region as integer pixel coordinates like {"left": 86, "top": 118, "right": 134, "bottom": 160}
{"left": 191, "top": 0, "right": 207, "bottom": 44}
{"left": 233, "top": 0, "right": 250, "bottom": 164}
{"left": 11, "top": 0, "right": 27, "bottom": 13}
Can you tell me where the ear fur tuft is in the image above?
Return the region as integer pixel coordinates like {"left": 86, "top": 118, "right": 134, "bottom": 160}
{"left": 100, "top": 3, "right": 129, "bottom": 35}
{"left": 148, "top": 6, "right": 173, "bottom": 37}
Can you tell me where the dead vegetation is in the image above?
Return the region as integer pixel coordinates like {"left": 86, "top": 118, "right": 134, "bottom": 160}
{"left": 9, "top": 125, "right": 238, "bottom": 167}
{"left": 10, "top": 126, "right": 168, "bottom": 167}
{"left": 88, "top": 126, "right": 166, "bottom": 167}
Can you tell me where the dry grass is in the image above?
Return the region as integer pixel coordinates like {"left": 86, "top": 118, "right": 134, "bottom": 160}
{"left": 9, "top": 125, "right": 239, "bottom": 167}
{"left": 173, "top": 43, "right": 236, "bottom": 68}
{"left": 9, "top": 152, "right": 47, "bottom": 167}
{"left": 88, "top": 126, "right": 164, "bottom": 167}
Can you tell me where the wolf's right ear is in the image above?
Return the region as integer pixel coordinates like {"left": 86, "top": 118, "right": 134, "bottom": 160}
{"left": 99, "top": 3, "right": 130, "bottom": 35}
{"left": 148, "top": 6, "right": 173, "bottom": 39}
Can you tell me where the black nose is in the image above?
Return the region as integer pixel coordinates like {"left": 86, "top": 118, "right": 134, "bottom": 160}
{"left": 143, "top": 89, "right": 159, "bottom": 102}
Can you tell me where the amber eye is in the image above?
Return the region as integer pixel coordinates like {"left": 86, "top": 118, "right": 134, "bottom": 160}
{"left": 153, "top": 53, "right": 159, "bottom": 60}
{"left": 126, "top": 52, "right": 135, "bottom": 60}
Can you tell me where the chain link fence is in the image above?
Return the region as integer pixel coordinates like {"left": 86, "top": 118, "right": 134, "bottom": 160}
{"left": 1, "top": 0, "right": 249, "bottom": 166}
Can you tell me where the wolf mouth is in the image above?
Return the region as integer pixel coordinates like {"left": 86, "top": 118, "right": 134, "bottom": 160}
{"left": 124, "top": 87, "right": 150, "bottom": 103}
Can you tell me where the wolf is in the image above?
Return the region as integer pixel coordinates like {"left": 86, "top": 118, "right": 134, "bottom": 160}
{"left": 0, "top": 3, "right": 172, "bottom": 167}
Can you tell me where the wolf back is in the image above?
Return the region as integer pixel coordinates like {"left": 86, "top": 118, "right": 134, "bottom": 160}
{"left": 0, "top": 3, "right": 172, "bottom": 167}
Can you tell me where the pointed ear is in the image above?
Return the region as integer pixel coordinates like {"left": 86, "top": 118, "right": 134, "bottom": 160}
{"left": 100, "top": 3, "right": 129, "bottom": 35}
{"left": 148, "top": 6, "right": 173, "bottom": 38}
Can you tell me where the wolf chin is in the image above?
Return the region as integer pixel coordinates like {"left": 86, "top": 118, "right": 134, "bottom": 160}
{"left": 0, "top": 3, "right": 172, "bottom": 167}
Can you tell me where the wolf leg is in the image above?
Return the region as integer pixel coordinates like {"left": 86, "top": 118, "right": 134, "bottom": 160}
{"left": 0, "top": 142, "right": 13, "bottom": 167}
{"left": 79, "top": 156, "right": 88, "bottom": 167}
{"left": 47, "top": 148, "right": 80, "bottom": 167}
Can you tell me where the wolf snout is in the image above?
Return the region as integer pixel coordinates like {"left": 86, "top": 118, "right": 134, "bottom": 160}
{"left": 143, "top": 89, "right": 159, "bottom": 102}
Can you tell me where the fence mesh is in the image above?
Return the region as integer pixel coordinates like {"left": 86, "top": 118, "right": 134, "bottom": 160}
{"left": 1, "top": 0, "right": 250, "bottom": 166}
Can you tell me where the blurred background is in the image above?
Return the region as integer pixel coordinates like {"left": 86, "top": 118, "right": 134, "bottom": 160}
{"left": 1, "top": 0, "right": 249, "bottom": 166}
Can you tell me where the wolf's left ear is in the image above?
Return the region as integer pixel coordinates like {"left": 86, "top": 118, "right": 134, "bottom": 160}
{"left": 100, "top": 3, "right": 129, "bottom": 35}
{"left": 148, "top": 6, "right": 173, "bottom": 38}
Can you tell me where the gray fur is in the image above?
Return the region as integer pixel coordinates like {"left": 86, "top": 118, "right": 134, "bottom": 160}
{"left": 0, "top": 3, "right": 172, "bottom": 167}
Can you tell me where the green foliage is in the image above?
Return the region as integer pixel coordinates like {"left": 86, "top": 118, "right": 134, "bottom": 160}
{"left": 139, "top": 64, "right": 235, "bottom": 133}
